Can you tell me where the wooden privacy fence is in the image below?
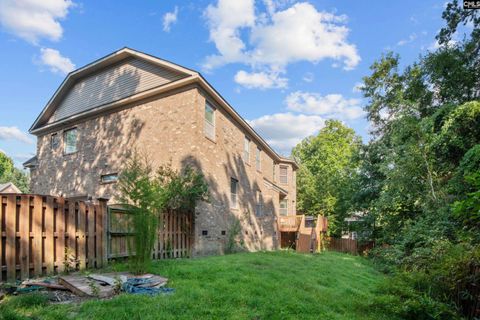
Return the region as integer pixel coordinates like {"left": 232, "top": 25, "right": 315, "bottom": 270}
{"left": 327, "top": 237, "right": 375, "bottom": 255}
{"left": 108, "top": 208, "right": 194, "bottom": 260}
{"left": 0, "top": 194, "right": 107, "bottom": 282}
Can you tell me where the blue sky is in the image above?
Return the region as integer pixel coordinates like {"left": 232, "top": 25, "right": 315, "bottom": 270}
{"left": 0, "top": 0, "right": 449, "bottom": 167}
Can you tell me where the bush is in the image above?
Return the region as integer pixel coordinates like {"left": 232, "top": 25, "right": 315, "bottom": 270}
{"left": 224, "top": 218, "right": 243, "bottom": 254}
{"left": 119, "top": 152, "right": 209, "bottom": 274}
{"left": 372, "top": 241, "right": 480, "bottom": 319}
{"left": 373, "top": 271, "right": 460, "bottom": 320}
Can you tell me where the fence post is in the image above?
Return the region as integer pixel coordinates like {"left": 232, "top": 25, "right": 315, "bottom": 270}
{"left": 56, "top": 197, "right": 66, "bottom": 273}
{"left": 6, "top": 195, "right": 16, "bottom": 282}
{"left": 19, "top": 196, "right": 30, "bottom": 279}
{"left": 78, "top": 202, "right": 86, "bottom": 269}
{"left": 32, "top": 195, "right": 43, "bottom": 276}
{"left": 44, "top": 196, "right": 55, "bottom": 274}
{"left": 97, "top": 199, "right": 108, "bottom": 267}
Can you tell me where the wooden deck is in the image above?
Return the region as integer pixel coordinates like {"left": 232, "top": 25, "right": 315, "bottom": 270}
{"left": 278, "top": 215, "right": 328, "bottom": 252}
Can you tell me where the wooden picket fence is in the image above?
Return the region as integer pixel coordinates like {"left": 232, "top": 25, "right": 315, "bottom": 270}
{"left": 108, "top": 208, "right": 194, "bottom": 260}
{"left": 0, "top": 194, "right": 107, "bottom": 282}
{"left": 327, "top": 237, "right": 375, "bottom": 255}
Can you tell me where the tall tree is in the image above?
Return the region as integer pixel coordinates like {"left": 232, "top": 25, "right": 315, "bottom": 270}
{"left": 292, "top": 120, "right": 361, "bottom": 235}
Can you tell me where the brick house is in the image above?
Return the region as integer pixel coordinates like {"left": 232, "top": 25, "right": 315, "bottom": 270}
{"left": 24, "top": 48, "right": 298, "bottom": 256}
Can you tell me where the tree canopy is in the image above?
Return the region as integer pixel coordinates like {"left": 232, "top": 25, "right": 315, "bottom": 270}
{"left": 292, "top": 2, "right": 480, "bottom": 317}
{"left": 292, "top": 120, "right": 361, "bottom": 235}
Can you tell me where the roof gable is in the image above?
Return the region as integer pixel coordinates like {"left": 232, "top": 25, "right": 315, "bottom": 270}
{"left": 0, "top": 182, "right": 21, "bottom": 193}
{"left": 30, "top": 48, "right": 196, "bottom": 131}
{"left": 49, "top": 57, "right": 187, "bottom": 124}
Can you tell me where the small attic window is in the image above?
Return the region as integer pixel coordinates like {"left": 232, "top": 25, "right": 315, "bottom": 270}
{"left": 101, "top": 173, "right": 119, "bottom": 184}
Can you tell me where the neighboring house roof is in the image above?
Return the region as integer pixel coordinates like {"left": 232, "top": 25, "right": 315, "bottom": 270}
{"left": 29, "top": 47, "right": 297, "bottom": 167}
{"left": 344, "top": 211, "right": 366, "bottom": 222}
{"left": 23, "top": 156, "right": 38, "bottom": 168}
{"left": 0, "top": 182, "right": 22, "bottom": 194}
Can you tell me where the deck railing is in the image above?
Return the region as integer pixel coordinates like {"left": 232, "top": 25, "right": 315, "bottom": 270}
{"left": 278, "top": 215, "right": 302, "bottom": 232}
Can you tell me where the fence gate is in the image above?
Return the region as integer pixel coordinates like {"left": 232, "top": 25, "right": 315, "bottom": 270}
{"left": 107, "top": 206, "right": 194, "bottom": 260}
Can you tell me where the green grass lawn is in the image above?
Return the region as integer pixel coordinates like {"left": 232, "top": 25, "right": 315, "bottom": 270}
{"left": 0, "top": 251, "right": 398, "bottom": 320}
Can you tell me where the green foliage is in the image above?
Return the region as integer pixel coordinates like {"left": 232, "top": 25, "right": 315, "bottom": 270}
{"left": 372, "top": 271, "right": 460, "bottom": 320}
{"left": 0, "top": 151, "right": 29, "bottom": 193}
{"left": 292, "top": 120, "right": 361, "bottom": 235}
{"left": 5, "top": 293, "right": 48, "bottom": 309}
{"left": 452, "top": 173, "right": 480, "bottom": 229}
{"left": 118, "top": 152, "right": 209, "bottom": 274}
{"left": 336, "top": 3, "right": 480, "bottom": 318}
{"left": 432, "top": 101, "right": 480, "bottom": 167}
{"left": 372, "top": 242, "right": 480, "bottom": 319}
{"left": 0, "top": 152, "right": 14, "bottom": 178}
{"left": 225, "top": 218, "right": 242, "bottom": 254}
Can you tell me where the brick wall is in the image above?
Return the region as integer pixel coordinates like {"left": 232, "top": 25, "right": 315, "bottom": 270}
{"left": 31, "top": 86, "right": 297, "bottom": 256}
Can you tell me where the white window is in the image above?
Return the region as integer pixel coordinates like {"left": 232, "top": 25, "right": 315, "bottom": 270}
{"left": 230, "top": 178, "right": 238, "bottom": 208}
{"left": 64, "top": 128, "right": 78, "bottom": 154}
{"left": 255, "top": 190, "right": 263, "bottom": 216}
{"left": 279, "top": 199, "right": 288, "bottom": 216}
{"left": 101, "top": 173, "right": 118, "bottom": 184}
{"left": 204, "top": 102, "right": 215, "bottom": 140}
{"left": 256, "top": 148, "right": 261, "bottom": 171}
{"left": 243, "top": 136, "right": 250, "bottom": 163}
{"left": 280, "top": 166, "right": 288, "bottom": 184}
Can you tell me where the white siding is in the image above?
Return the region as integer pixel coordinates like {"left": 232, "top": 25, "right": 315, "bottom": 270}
{"left": 50, "top": 57, "right": 187, "bottom": 122}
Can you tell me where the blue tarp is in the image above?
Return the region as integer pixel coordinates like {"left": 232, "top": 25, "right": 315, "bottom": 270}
{"left": 122, "top": 278, "right": 174, "bottom": 296}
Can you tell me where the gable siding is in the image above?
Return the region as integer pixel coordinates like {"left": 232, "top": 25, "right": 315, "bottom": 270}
{"left": 50, "top": 57, "right": 187, "bottom": 123}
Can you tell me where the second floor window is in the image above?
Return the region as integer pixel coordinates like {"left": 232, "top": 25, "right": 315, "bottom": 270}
{"left": 273, "top": 162, "right": 276, "bottom": 182}
{"left": 255, "top": 190, "right": 263, "bottom": 216}
{"left": 64, "top": 128, "right": 77, "bottom": 154}
{"left": 280, "top": 166, "right": 288, "bottom": 184}
{"left": 243, "top": 136, "right": 250, "bottom": 163}
{"left": 204, "top": 102, "right": 215, "bottom": 140}
{"left": 256, "top": 148, "right": 261, "bottom": 171}
{"left": 230, "top": 178, "right": 238, "bottom": 208}
{"left": 279, "top": 199, "right": 288, "bottom": 216}
{"left": 51, "top": 133, "right": 59, "bottom": 149}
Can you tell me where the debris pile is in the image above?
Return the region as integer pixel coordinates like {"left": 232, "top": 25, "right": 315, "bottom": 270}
{"left": 1, "top": 272, "right": 173, "bottom": 303}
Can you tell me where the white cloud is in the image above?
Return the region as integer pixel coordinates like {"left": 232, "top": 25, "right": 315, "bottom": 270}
{"left": 162, "top": 6, "right": 178, "bottom": 32}
{"left": 352, "top": 81, "right": 363, "bottom": 93}
{"left": 0, "top": 126, "right": 33, "bottom": 144}
{"left": 203, "top": 0, "right": 255, "bottom": 70}
{"left": 39, "top": 47, "right": 75, "bottom": 74}
{"left": 0, "top": 0, "right": 74, "bottom": 44}
{"left": 286, "top": 91, "right": 365, "bottom": 120}
{"left": 234, "top": 69, "right": 287, "bottom": 89}
{"left": 250, "top": 3, "right": 360, "bottom": 70}
{"left": 249, "top": 112, "right": 325, "bottom": 154}
{"left": 302, "top": 72, "right": 314, "bottom": 83}
{"left": 203, "top": 1, "right": 360, "bottom": 86}
{"left": 428, "top": 38, "right": 457, "bottom": 51}
{"left": 397, "top": 33, "right": 417, "bottom": 46}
